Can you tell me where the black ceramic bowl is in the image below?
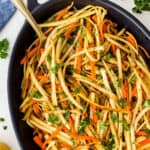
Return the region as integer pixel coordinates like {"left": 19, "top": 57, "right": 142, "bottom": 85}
{"left": 8, "top": 0, "right": 150, "bottom": 149}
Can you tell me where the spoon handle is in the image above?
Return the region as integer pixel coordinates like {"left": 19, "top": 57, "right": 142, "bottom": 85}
{"left": 11, "top": 0, "right": 44, "bottom": 39}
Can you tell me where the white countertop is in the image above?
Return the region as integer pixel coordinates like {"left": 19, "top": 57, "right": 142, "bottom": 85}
{"left": 0, "top": 0, "right": 149, "bottom": 150}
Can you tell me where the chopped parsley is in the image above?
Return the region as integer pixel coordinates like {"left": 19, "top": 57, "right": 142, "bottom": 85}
{"left": 47, "top": 55, "right": 51, "bottom": 62}
{"left": 117, "top": 78, "right": 122, "bottom": 87}
{"left": 60, "top": 34, "right": 66, "bottom": 40}
{"left": 68, "top": 38, "right": 74, "bottom": 45}
{"left": 81, "top": 71, "right": 87, "bottom": 76}
{"left": 0, "top": 118, "right": 5, "bottom": 122}
{"left": 143, "top": 99, "right": 150, "bottom": 107}
{"left": 78, "top": 118, "right": 89, "bottom": 134}
{"left": 109, "top": 82, "right": 116, "bottom": 93}
{"left": 48, "top": 114, "right": 60, "bottom": 124}
{"left": 99, "top": 121, "right": 108, "bottom": 130}
{"left": 107, "top": 136, "right": 115, "bottom": 149}
{"left": 64, "top": 110, "right": 70, "bottom": 120}
{"left": 105, "top": 52, "right": 112, "bottom": 61}
{"left": 73, "top": 88, "right": 80, "bottom": 94}
{"left": 51, "top": 64, "right": 60, "bottom": 74}
{"left": 119, "top": 98, "right": 128, "bottom": 108}
{"left": 95, "top": 111, "right": 100, "bottom": 116}
{"left": 145, "top": 129, "right": 150, "bottom": 135}
{"left": 81, "top": 28, "right": 86, "bottom": 38}
{"left": 28, "top": 91, "right": 42, "bottom": 99}
{"left": 122, "top": 120, "right": 130, "bottom": 131}
{"left": 132, "top": 0, "right": 150, "bottom": 13}
{"left": 129, "top": 75, "right": 136, "bottom": 84}
{"left": 3, "top": 125, "right": 7, "bottom": 130}
{"left": 0, "top": 38, "right": 9, "bottom": 59}
{"left": 111, "top": 113, "right": 118, "bottom": 122}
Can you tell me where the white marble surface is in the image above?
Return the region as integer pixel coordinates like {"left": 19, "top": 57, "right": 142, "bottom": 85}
{"left": 0, "top": 0, "right": 149, "bottom": 150}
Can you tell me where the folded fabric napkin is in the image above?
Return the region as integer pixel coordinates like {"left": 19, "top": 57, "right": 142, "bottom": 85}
{"left": 0, "top": 0, "right": 16, "bottom": 30}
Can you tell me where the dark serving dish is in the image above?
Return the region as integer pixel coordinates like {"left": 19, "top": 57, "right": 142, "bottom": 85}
{"left": 8, "top": 0, "right": 150, "bottom": 149}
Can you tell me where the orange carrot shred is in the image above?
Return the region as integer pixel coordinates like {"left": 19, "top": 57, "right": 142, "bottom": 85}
{"left": 33, "top": 103, "right": 41, "bottom": 115}
{"left": 55, "top": 8, "right": 68, "bottom": 21}
{"left": 136, "top": 130, "right": 147, "bottom": 137}
{"left": 20, "top": 47, "right": 38, "bottom": 64}
{"left": 76, "top": 37, "right": 83, "bottom": 74}
{"left": 64, "top": 23, "right": 80, "bottom": 37}
{"left": 126, "top": 35, "right": 136, "bottom": 48}
{"left": 138, "top": 138, "right": 150, "bottom": 146}
{"left": 33, "top": 136, "right": 43, "bottom": 148}
{"left": 132, "top": 86, "right": 137, "bottom": 97}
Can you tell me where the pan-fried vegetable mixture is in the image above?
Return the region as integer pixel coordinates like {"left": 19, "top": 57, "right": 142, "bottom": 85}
{"left": 20, "top": 3, "right": 150, "bottom": 150}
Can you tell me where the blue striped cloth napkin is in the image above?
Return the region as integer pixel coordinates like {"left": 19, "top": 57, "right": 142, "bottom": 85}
{"left": 0, "top": 0, "right": 16, "bottom": 30}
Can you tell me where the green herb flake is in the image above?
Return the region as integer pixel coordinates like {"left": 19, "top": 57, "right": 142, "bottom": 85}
{"left": 99, "top": 121, "right": 108, "bottom": 130}
{"left": 117, "top": 78, "right": 122, "bottom": 87}
{"left": 105, "top": 52, "right": 112, "bottom": 61}
{"left": 81, "top": 71, "right": 87, "bottom": 76}
{"left": 132, "top": 0, "right": 150, "bottom": 13}
{"left": 143, "top": 99, "right": 150, "bottom": 107}
{"left": 145, "top": 129, "right": 150, "bottom": 135}
{"left": 109, "top": 82, "right": 116, "bottom": 93}
{"left": 124, "top": 68, "right": 131, "bottom": 77}
{"left": 47, "top": 55, "right": 51, "bottom": 62}
{"left": 73, "top": 88, "right": 80, "bottom": 94}
{"left": 29, "top": 91, "right": 42, "bottom": 99}
{"left": 68, "top": 38, "right": 74, "bottom": 45}
{"left": 3, "top": 125, "right": 7, "bottom": 130}
{"left": 119, "top": 98, "right": 128, "bottom": 108}
{"left": 129, "top": 75, "right": 136, "bottom": 84}
{"left": 51, "top": 64, "right": 60, "bottom": 74}
{"left": 122, "top": 121, "right": 130, "bottom": 131}
{"left": 76, "top": 41, "right": 80, "bottom": 47}
{"left": 0, "top": 117, "right": 5, "bottom": 122}
{"left": 81, "top": 28, "right": 86, "bottom": 38}
{"left": 64, "top": 110, "right": 70, "bottom": 120}
{"left": 60, "top": 34, "right": 66, "bottom": 40}
{"left": 78, "top": 118, "right": 89, "bottom": 134}
{"left": 111, "top": 113, "right": 118, "bottom": 122}
{"left": 68, "top": 100, "right": 73, "bottom": 106}
{"left": 48, "top": 114, "right": 59, "bottom": 124}
{"left": 95, "top": 111, "right": 100, "bottom": 116}
{"left": 108, "top": 136, "right": 115, "bottom": 149}
{"left": 0, "top": 38, "right": 9, "bottom": 59}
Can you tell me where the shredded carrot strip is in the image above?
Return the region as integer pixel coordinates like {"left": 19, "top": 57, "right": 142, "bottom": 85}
{"left": 62, "top": 126, "right": 99, "bottom": 142}
{"left": 132, "top": 86, "right": 137, "bottom": 97}
{"left": 122, "top": 63, "right": 128, "bottom": 71}
{"left": 69, "top": 117, "right": 76, "bottom": 134}
{"left": 64, "top": 23, "right": 80, "bottom": 37}
{"left": 112, "top": 44, "right": 117, "bottom": 55}
{"left": 36, "top": 75, "right": 49, "bottom": 83}
{"left": 33, "top": 135, "right": 43, "bottom": 149}
{"left": 60, "top": 143, "right": 72, "bottom": 149}
{"left": 20, "top": 47, "right": 38, "bottom": 64}
{"left": 91, "top": 15, "right": 97, "bottom": 23}
{"left": 138, "top": 138, "right": 150, "bottom": 146}
{"left": 126, "top": 35, "right": 136, "bottom": 48}
{"left": 92, "top": 105, "right": 98, "bottom": 123}
{"left": 99, "top": 19, "right": 113, "bottom": 42}
{"left": 55, "top": 8, "right": 69, "bottom": 21}
{"left": 122, "top": 80, "right": 131, "bottom": 110}
{"left": 33, "top": 103, "right": 41, "bottom": 115}
{"left": 136, "top": 130, "right": 147, "bottom": 136}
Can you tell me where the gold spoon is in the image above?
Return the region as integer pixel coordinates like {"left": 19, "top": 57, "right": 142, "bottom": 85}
{"left": 11, "top": 0, "right": 45, "bottom": 43}
{"left": 0, "top": 142, "right": 10, "bottom": 150}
